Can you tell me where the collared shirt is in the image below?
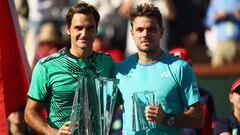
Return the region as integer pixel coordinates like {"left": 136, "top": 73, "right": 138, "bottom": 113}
{"left": 28, "top": 48, "right": 115, "bottom": 129}
{"left": 114, "top": 51, "right": 200, "bottom": 135}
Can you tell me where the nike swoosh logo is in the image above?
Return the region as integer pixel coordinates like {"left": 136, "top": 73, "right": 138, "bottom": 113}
{"left": 96, "top": 69, "right": 104, "bottom": 73}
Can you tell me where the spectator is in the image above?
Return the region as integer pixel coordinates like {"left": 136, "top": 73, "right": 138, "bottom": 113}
{"left": 81, "top": 0, "right": 127, "bottom": 57}
{"left": 214, "top": 79, "right": 240, "bottom": 135}
{"left": 205, "top": 0, "right": 240, "bottom": 67}
{"left": 14, "top": 0, "right": 28, "bottom": 36}
{"left": 93, "top": 25, "right": 124, "bottom": 62}
{"left": 36, "top": 21, "right": 64, "bottom": 61}
{"left": 8, "top": 105, "right": 33, "bottom": 135}
{"left": 24, "top": 0, "right": 66, "bottom": 69}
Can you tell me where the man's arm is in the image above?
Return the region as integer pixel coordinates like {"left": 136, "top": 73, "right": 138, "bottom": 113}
{"left": 174, "top": 103, "right": 204, "bottom": 128}
{"left": 24, "top": 98, "right": 57, "bottom": 134}
{"left": 24, "top": 98, "right": 72, "bottom": 135}
{"left": 145, "top": 102, "right": 204, "bottom": 128}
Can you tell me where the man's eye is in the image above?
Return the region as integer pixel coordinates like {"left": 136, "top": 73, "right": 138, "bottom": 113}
{"left": 149, "top": 28, "right": 156, "bottom": 33}
{"left": 74, "top": 26, "right": 83, "bottom": 30}
{"left": 136, "top": 28, "right": 143, "bottom": 32}
{"left": 87, "top": 26, "right": 94, "bottom": 31}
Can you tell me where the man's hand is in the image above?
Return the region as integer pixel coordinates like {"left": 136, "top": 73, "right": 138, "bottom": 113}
{"left": 56, "top": 121, "right": 72, "bottom": 135}
{"left": 145, "top": 103, "right": 166, "bottom": 123}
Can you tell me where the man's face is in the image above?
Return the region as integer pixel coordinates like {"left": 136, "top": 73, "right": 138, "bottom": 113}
{"left": 230, "top": 89, "right": 240, "bottom": 111}
{"left": 66, "top": 13, "right": 96, "bottom": 52}
{"left": 131, "top": 16, "right": 163, "bottom": 53}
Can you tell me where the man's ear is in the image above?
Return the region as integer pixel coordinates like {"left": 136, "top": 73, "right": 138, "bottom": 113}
{"left": 65, "top": 24, "right": 70, "bottom": 35}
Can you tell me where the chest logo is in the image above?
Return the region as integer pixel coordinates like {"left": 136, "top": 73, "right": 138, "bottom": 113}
{"left": 96, "top": 69, "right": 104, "bottom": 74}
{"left": 161, "top": 71, "right": 171, "bottom": 77}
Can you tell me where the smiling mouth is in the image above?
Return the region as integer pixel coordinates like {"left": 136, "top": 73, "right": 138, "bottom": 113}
{"left": 141, "top": 39, "right": 151, "bottom": 42}
{"left": 141, "top": 41, "right": 151, "bottom": 44}
{"left": 78, "top": 39, "right": 88, "bottom": 43}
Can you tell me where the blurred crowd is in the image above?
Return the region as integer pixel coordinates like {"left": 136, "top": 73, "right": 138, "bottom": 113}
{"left": 9, "top": 0, "right": 240, "bottom": 134}
{"left": 15, "top": 0, "right": 240, "bottom": 69}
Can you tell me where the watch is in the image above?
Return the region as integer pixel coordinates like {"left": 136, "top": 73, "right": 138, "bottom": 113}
{"left": 165, "top": 115, "right": 175, "bottom": 126}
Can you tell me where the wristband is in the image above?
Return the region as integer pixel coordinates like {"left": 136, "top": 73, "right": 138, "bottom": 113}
{"left": 163, "top": 114, "right": 175, "bottom": 126}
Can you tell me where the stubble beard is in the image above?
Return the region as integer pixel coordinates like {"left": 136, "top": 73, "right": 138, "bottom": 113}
{"left": 138, "top": 44, "right": 157, "bottom": 54}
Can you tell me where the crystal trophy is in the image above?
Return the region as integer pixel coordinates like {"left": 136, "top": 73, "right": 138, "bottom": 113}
{"left": 132, "top": 91, "right": 156, "bottom": 132}
{"left": 95, "top": 77, "right": 119, "bottom": 135}
{"left": 70, "top": 76, "right": 93, "bottom": 135}
{"left": 70, "top": 76, "right": 119, "bottom": 135}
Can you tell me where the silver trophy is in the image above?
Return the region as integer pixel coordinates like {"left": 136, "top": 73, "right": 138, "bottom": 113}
{"left": 132, "top": 91, "right": 156, "bottom": 132}
{"left": 95, "top": 77, "right": 119, "bottom": 135}
{"left": 70, "top": 76, "right": 119, "bottom": 135}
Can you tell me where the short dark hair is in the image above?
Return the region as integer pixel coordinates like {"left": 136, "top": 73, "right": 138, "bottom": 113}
{"left": 129, "top": 3, "right": 163, "bottom": 28}
{"left": 66, "top": 1, "right": 100, "bottom": 29}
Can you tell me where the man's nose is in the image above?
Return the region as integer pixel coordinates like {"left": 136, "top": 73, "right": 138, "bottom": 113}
{"left": 81, "top": 28, "right": 88, "bottom": 37}
{"left": 142, "top": 29, "right": 148, "bottom": 36}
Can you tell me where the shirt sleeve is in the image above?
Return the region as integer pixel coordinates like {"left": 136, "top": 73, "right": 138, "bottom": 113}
{"left": 28, "top": 61, "right": 49, "bottom": 101}
{"left": 178, "top": 61, "right": 200, "bottom": 107}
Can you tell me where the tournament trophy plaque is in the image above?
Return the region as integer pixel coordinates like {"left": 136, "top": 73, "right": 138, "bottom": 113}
{"left": 132, "top": 91, "right": 156, "bottom": 132}
{"left": 70, "top": 76, "right": 119, "bottom": 135}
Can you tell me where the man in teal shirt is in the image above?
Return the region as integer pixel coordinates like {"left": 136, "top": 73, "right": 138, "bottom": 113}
{"left": 114, "top": 3, "right": 204, "bottom": 134}
{"left": 24, "top": 2, "right": 115, "bottom": 135}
